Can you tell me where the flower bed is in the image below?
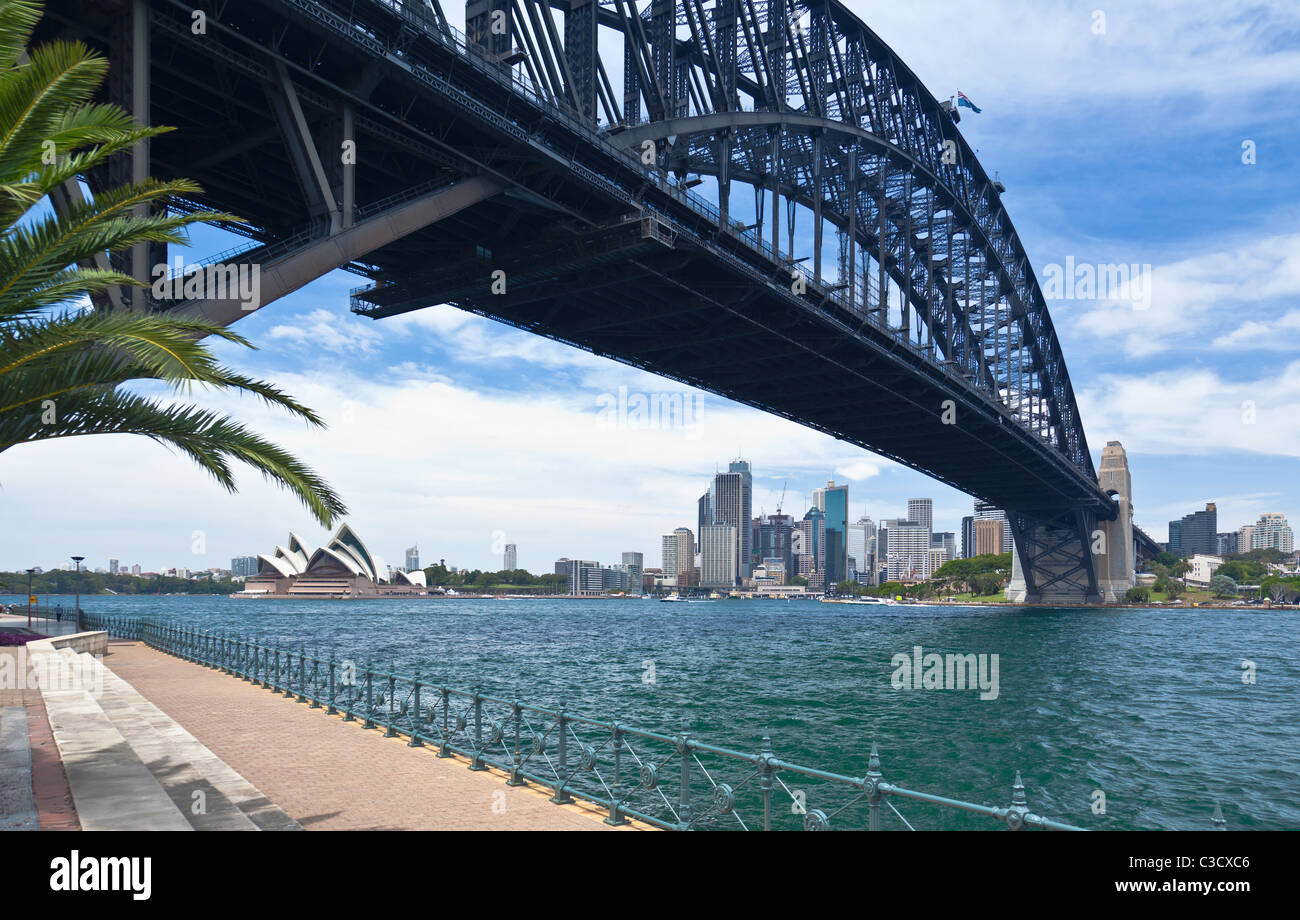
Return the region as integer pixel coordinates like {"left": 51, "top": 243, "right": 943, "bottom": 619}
{"left": 0, "top": 630, "right": 45, "bottom": 646}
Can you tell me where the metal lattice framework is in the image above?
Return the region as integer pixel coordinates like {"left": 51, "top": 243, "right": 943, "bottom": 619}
{"left": 471, "top": 0, "right": 1090, "bottom": 474}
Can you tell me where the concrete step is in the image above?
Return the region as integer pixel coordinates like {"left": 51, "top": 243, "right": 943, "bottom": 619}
{"left": 0, "top": 706, "right": 37, "bottom": 831}
{"left": 94, "top": 660, "right": 300, "bottom": 831}
{"left": 41, "top": 682, "right": 193, "bottom": 831}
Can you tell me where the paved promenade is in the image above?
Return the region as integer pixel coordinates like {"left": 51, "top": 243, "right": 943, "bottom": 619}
{"left": 105, "top": 642, "right": 633, "bottom": 831}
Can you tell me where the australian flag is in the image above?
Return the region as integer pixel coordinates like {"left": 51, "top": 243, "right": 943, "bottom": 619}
{"left": 957, "top": 91, "right": 982, "bottom": 114}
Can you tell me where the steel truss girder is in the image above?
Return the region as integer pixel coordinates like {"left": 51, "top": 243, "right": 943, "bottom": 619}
{"left": 498, "top": 0, "right": 1090, "bottom": 476}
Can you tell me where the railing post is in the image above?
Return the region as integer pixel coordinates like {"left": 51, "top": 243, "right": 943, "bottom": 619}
{"left": 363, "top": 662, "right": 375, "bottom": 729}
{"left": 759, "top": 730, "right": 774, "bottom": 832}
{"left": 436, "top": 688, "right": 452, "bottom": 757}
{"left": 605, "top": 722, "right": 628, "bottom": 826}
{"left": 309, "top": 651, "right": 321, "bottom": 707}
{"left": 384, "top": 670, "right": 399, "bottom": 736}
{"left": 297, "top": 649, "right": 308, "bottom": 702}
{"left": 507, "top": 702, "right": 525, "bottom": 786}
{"left": 550, "top": 703, "right": 573, "bottom": 804}
{"left": 468, "top": 686, "right": 486, "bottom": 769}
{"left": 408, "top": 676, "right": 423, "bottom": 746}
{"left": 677, "top": 719, "right": 693, "bottom": 830}
{"left": 866, "top": 741, "right": 883, "bottom": 832}
{"left": 1006, "top": 770, "right": 1030, "bottom": 831}
{"left": 327, "top": 655, "right": 338, "bottom": 714}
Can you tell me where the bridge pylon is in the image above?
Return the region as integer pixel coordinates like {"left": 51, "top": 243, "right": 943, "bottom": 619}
{"left": 1005, "top": 442, "right": 1136, "bottom": 606}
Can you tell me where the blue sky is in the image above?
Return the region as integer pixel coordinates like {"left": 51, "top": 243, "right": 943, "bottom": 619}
{"left": 3, "top": 0, "right": 1299, "bottom": 574}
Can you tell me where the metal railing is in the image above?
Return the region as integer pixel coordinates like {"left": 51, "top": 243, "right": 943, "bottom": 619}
{"left": 83, "top": 612, "right": 1085, "bottom": 831}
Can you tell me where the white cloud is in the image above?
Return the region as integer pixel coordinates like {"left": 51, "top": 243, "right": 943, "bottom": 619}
{"left": 835, "top": 461, "right": 883, "bottom": 481}
{"left": 1078, "top": 361, "right": 1300, "bottom": 457}
{"left": 1212, "top": 310, "right": 1300, "bottom": 350}
{"left": 265, "top": 308, "right": 384, "bottom": 355}
{"left": 1061, "top": 231, "right": 1300, "bottom": 357}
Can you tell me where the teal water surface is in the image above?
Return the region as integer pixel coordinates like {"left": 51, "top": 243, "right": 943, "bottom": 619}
{"left": 8, "top": 593, "right": 1297, "bottom": 830}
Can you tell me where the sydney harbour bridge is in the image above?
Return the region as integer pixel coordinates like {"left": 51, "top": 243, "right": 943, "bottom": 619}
{"left": 41, "top": 0, "right": 1158, "bottom": 603}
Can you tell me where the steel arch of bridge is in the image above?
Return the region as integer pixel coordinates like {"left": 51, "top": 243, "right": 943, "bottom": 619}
{"left": 468, "top": 0, "right": 1092, "bottom": 479}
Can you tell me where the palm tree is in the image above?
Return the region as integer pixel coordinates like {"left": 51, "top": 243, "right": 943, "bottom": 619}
{"left": 0, "top": 0, "right": 346, "bottom": 525}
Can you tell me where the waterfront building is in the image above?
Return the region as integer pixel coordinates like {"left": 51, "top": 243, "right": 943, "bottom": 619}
{"left": 503, "top": 543, "right": 517, "bottom": 571}
{"left": 928, "top": 548, "right": 948, "bottom": 576}
{"left": 1186, "top": 554, "right": 1224, "bottom": 586}
{"left": 244, "top": 525, "right": 426, "bottom": 597}
{"left": 814, "top": 481, "right": 849, "bottom": 585}
{"left": 1168, "top": 503, "right": 1217, "bottom": 556}
{"left": 974, "top": 518, "right": 1004, "bottom": 556}
{"left": 708, "top": 462, "right": 753, "bottom": 580}
{"left": 230, "top": 555, "right": 259, "bottom": 578}
{"left": 566, "top": 560, "right": 603, "bottom": 595}
{"left": 960, "top": 516, "right": 975, "bottom": 559}
{"left": 1252, "top": 513, "right": 1295, "bottom": 554}
{"left": 700, "top": 524, "right": 739, "bottom": 587}
{"left": 554, "top": 557, "right": 571, "bottom": 575}
{"left": 405, "top": 545, "right": 420, "bottom": 571}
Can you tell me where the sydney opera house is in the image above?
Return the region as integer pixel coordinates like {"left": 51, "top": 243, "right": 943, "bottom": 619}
{"left": 238, "top": 525, "right": 429, "bottom": 598}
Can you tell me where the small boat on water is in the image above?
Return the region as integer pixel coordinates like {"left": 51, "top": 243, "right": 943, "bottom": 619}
{"left": 820, "top": 596, "right": 899, "bottom": 607}
{"left": 660, "top": 594, "right": 689, "bottom": 603}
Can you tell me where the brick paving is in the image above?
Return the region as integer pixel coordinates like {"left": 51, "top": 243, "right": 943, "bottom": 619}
{"left": 0, "top": 646, "right": 79, "bottom": 830}
{"left": 104, "top": 642, "right": 639, "bottom": 831}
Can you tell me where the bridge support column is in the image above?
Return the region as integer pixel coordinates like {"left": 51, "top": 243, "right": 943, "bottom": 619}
{"left": 1006, "top": 441, "right": 1135, "bottom": 605}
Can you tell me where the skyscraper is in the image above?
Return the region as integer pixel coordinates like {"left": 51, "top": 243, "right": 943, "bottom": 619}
{"left": 727, "top": 459, "right": 753, "bottom": 575}
{"left": 814, "top": 480, "right": 849, "bottom": 585}
{"left": 673, "top": 528, "right": 695, "bottom": 587}
{"left": 109, "top": 557, "right": 119, "bottom": 575}
{"left": 1168, "top": 503, "right": 1217, "bottom": 556}
{"left": 907, "top": 499, "right": 933, "bottom": 536}
{"left": 503, "top": 544, "right": 517, "bottom": 571}
{"left": 795, "top": 507, "right": 826, "bottom": 581}
{"left": 973, "top": 501, "right": 1012, "bottom": 554}
{"left": 885, "top": 521, "right": 931, "bottom": 582}
{"left": 974, "top": 518, "right": 1004, "bottom": 555}
{"left": 847, "top": 516, "right": 876, "bottom": 584}
{"left": 710, "top": 467, "right": 751, "bottom": 580}
{"left": 621, "top": 551, "right": 644, "bottom": 592}
{"left": 960, "top": 516, "right": 975, "bottom": 559}
{"left": 406, "top": 545, "right": 420, "bottom": 571}
{"left": 700, "top": 524, "right": 739, "bottom": 587}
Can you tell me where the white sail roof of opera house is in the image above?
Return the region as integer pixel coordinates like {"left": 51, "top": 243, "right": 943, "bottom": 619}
{"left": 254, "top": 525, "right": 406, "bottom": 585}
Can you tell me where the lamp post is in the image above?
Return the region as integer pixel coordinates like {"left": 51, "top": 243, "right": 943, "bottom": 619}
{"left": 25, "top": 567, "right": 35, "bottom": 628}
{"left": 71, "top": 556, "right": 84, "bottom": 632}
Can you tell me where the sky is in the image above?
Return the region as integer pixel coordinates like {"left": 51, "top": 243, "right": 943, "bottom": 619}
{"left": 3, "top": 0, "right": 1299, "bottom": 574}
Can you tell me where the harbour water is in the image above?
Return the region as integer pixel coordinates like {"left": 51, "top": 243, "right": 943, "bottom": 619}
{"left": 8, "top": 594, "right": 1297, "bottom": 830}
